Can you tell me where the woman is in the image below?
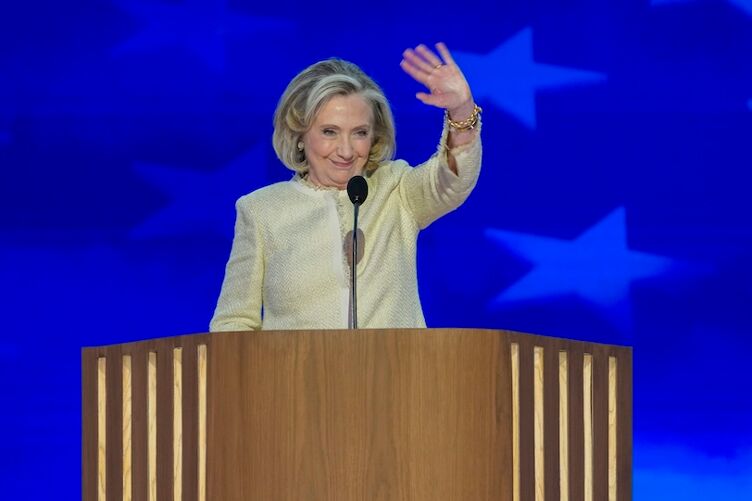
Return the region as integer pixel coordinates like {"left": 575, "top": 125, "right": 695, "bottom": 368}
{"left": 210, "top": 43, "right": 482, "bottom": 331}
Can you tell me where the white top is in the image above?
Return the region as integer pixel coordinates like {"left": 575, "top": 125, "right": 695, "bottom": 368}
{"left": 210, "top": 129, "right": 482, "bottom": 331}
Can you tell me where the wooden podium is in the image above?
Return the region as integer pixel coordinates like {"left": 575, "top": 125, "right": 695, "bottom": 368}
{"left": 82, "top": 329, "right": 632, "bottom": 500}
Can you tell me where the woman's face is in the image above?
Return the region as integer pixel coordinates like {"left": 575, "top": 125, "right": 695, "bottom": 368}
{"left": 303, "top": 93, "right": 373, "bottom": 189}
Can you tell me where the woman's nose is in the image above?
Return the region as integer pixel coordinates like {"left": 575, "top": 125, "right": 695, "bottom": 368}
{"left": 337, "top": 137, "right": 354, "bottom": 158}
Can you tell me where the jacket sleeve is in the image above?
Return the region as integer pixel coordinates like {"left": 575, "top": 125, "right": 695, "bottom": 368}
{"left": 398, "top": 121, "right": 482, "bottom": 229}
{"left": 209, "top": 196, "right": 264, "bottom": 331}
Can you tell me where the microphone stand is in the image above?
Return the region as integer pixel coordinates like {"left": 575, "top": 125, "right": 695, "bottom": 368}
{"left": 346, "top": 175, "right": 368, "bottom": 330}
{"left": 351, "top": 202, "right": 360, "bottom": 329}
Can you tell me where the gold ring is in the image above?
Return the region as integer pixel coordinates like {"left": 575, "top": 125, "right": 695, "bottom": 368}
{"left": 434, "top": 64, "right": 443, "bottom": 70}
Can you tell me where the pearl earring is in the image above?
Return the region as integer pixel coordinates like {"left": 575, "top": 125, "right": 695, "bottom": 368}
{"left": 297, "top": 141, "right": 304, "bottom": 151}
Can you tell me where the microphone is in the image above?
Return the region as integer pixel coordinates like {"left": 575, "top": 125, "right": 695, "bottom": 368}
{"left": 347, "top": 175, "right": 368, "bottom": 205}
{"left": 346, "top": 175, "right": 368, "bottom": 329}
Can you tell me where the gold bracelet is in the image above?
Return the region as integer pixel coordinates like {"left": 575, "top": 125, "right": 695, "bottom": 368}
{"left": 446, "top": 104, "right": 482, "bottom": 131}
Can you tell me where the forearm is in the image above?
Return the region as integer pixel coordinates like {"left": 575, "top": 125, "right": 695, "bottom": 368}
{"left": 210, "top": 277, "right": 262, "bottom": 331}
{"left": 399, "top": 118, "right": 482, "bottom": 229}
{"left": 209, "top": 197, "right": 264, "bottom": 332}
{"left": 446, "top": 100, "right": 481, "bottom": 174}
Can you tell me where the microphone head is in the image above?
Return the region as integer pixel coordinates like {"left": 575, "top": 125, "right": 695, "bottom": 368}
{"left": 347, "top": 175, "right": 368, "bottom": 205}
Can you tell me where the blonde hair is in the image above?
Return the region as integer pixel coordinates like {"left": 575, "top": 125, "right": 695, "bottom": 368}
{"left": 273, "top": 58, "right": 396, "bottom": 174}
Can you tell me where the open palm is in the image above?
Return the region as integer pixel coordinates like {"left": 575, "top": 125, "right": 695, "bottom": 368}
{"left": 400, "top": 42, "right": 473, "bottom": 113}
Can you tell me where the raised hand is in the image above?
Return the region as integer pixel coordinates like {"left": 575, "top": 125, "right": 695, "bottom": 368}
{"left": 400, "top": 42, "right": 474, "bottom": 119}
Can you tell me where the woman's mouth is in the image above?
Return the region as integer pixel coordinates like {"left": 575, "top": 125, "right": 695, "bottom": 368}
{"left": 331, "top": 160, "right": 353, "bottom": 169}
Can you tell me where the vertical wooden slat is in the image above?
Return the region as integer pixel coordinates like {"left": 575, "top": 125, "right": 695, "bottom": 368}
{"left": 83, "top": 350, "right": 99, "bottom": 501}
{"left": 511, "top": 342, "right": 520, "bottom": 501}
{"left": 518, "top": 339, "right": 535, "bottom": 501}
{"left": 123, "top": 355, "right": 133, "bottom": 501}
{"left": 567, "top": 346, "right": 584, "bottom": 501}
{"left": 106, "top": 346, "right": 124, "bottom": 501}
{"left": 583, "top": 353, "right": 593, "bottom": 501}
{"left": 592, "top": 348, "right": 609, "bottom": 500}
{"left": 617, "top": 349, "right": 633, "bottom": 501}
{"left": 173, "top": 347, "right": 183, "bottom": 501}
{"left": 148, "top": 351, "right": 157, "bottom": 501}
{"left": 182, "top": 341, "right": 199, "bottom": 501}
{"left": 608, "top": 356, "right": 618, "bottom": 501}
{"left": 198, "top": 344, "right": 208, "bottom": 501}
{"left": 157, "top": 344, "right": 175, "bottom": 501}
{"left": 98, "top": 357, "right": 107, "bottom": 501}
{"left": 498, "top": 336, "right": 515, "bottom": 501}
{"left": 131, "top": 349, "right": 148, "bottom": 501}
{"left": 542, "top": 345, "right": 560, "bottom": 501}
{"left": 558, "top": 351, "right": 569, "bottom": 501}
{"left": 533, "top": 346, "right": 545, "bottom": 501}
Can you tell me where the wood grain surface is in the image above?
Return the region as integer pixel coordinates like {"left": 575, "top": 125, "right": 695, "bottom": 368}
{"left": 207, "top": 329, "right": 511, "bottom": 501}
{"left": 82, "top": 329, "right": 631, "bottom": 501}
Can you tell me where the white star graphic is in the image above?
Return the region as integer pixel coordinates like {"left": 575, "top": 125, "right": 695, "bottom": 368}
{"left": 131, "top": 144, "right": 269, "bottom": 239}
{"left": 113, "top": 0, "right": 291, "bottom": 71}
{"left": 453, "top": 28, "right": 606, "bottom": 128}
{"left": 485, "top": 207, "right": 673, "bottom": 308}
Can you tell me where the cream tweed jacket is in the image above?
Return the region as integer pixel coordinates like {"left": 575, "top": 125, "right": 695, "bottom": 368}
{"left": 210, "top": 129, "right": 481, "bottom": 331}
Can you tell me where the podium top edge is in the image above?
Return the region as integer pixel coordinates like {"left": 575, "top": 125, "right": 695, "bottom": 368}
{"left": 81, "top": 327, "right": 632, "bottom": 354}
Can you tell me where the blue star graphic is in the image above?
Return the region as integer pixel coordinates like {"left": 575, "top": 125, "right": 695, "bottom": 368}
{"left": 113, "top": 0, "right": 291, "bottom": 71}
{"left": 485, "top": 208, "right": 673, "bottom": 309}
{"left": 453, "top": 28, "right": 606, "bottom": 128}
{"left": 131, "top": 144, "right": 269, "bottom": 239}
{"left": 651, "top": 0, "right": 752, "bottom": 16}
{"left": 729, "top": 0, "right": 752, "bottom": 13}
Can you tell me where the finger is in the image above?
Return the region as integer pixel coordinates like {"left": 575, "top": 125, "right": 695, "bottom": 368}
{"left": 415, "top": 44, "right": 444, "bottom": 68}
{"left": 415, "top": 92, "right": 443, "bottom": 108}
{"left": 400, "top": 59, "right": 430, "bottom": 86}
{"left": 416, "top": 93, "right": 450, "bottom": 110}
{"left": 403, "top": 48, "right": 435, "bottom": 74}
{"left": 435, "top": 42, "right": 456, "bottom": 66}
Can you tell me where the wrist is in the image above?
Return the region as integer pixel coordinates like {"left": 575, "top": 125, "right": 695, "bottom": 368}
{"left": 448, "top": 99, "right": 476, "bottom": 122}
{"left": 446, "top": 103, "right": 482, "bottom": 132}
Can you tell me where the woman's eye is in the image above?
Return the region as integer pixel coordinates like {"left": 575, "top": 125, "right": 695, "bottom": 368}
{"left": 322, "top": 129, "right": 336, "bottom": 136}
{"left": 355, "top": 130, "right": 370, "bottom": 137}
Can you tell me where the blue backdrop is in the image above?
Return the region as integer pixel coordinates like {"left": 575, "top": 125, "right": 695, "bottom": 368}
{"left": 1, "top": 0, "right": 751, "bottom": 498}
